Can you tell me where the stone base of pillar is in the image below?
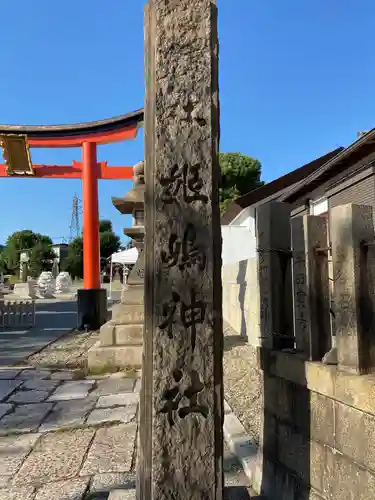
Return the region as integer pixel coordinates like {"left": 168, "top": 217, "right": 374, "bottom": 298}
{"left": 77, "top": 288, "right": 107, "bottom": 331}
{"left": 87, "top": 285, "right": 144, "bottom": 372}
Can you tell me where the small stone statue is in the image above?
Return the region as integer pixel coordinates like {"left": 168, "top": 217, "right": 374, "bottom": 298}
{"left": 37, "top": 271, "right": 55, "bottom": 298}
{"left": 133, "top": 161, "right": 145, "bottom": 185}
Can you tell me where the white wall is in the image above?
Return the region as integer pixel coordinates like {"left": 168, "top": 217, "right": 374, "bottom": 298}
{"left": 221, "top": 207, "right": 257, "bottom": 265}
{"left": 221, "top": 206, "right": 260, "bottom": 342}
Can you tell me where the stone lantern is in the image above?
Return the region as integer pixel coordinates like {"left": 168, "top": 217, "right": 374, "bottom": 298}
{"left": 88, "top": 161, "right": 145, "bottom": 371}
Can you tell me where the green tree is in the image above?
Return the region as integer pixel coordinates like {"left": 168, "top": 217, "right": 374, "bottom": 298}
{"left": 2, "top": 230, "right": 53, "bottom": 274}
{"left": 99, "top": 219, "right": 121, "bottom": 260}
{"left": 100, "top": 232, "right": 121, "bottom": 260}
{"left": 62, "top": 219, "right": 122, "bottom": 278}
{"left": 99, "top": 220, "right": 113, "bottom": 233}
{"left": 219, "top": 152, "right": 264, "bottom": 215}
{"left": 61, "top": 237, "right": 84, "bottom": 279}
{"left": 28, "top": 242, "right": 56, "bottom": 278}
{"left": 0, "top": 246, "right": 8, "bottom": 275}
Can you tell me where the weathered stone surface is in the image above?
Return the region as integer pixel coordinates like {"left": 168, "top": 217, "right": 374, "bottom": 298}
{"left": 8, "top": 390, "right": 50, "bottom": 404}
{"left": 331, "top": 203, "right": 375, "bottom": 373}
{"left": 108, "top": 490, "right": 136, "bottom": 500}
{"left": 50, "top": 371, "right": 76, "bottom": 381}
{"left": 256, "top": 202, "right": 293, "bottom": 350}
{"left": 0, "top": 403, "right": 53, "bottom": 435}
{"left": 21, "top": 379, "right": 60, "bottom": 392}
{"left": 17, "top": 370, "right": 51, "bottom": 380}
{"left": 324, "top": 444, "right": 375, "bottom": 499}
{"left": 80, "top": 423, "right": 136, "bottom": 475}
{"left": 90, "top": 473, "right": 136, "bottom": 494}
{"left": 334, "top": 400, "right": 375, "bottom": 471}
{"left": 86, "top": 406, "right": 137, "bottom": 426}
{"left": 96, "top": 392, "right": 139, "bottom": 408}
{"left": 0, "top": 380, "right": 22, "bottom": 402}
{"left": 111, "top": 304, "right": 144, "bottom": 324}
{"left": 140, "top": 1, "right": 223, "bottom": 498}
{"left": 0, "top": 404, "right": 12, "bottom": 420}
{"left": 115, "top": 324, "right": 143, "bottom": 346}
{"left": 134, "top": 379, "right": 141, "bottom": 393}
{"left": 13, "top": 428, "right": 94, "bottom": 485}
{"left": 90, "top": 378, "right": 135, "bottom": 397}
{"left": 88, "top": 343, "right": 143, "bottom": 370}
{"left": 291, "top": 215, "right": 331, "bottom": 360}
{"left": 0, "top": 370, "right": 22, "bottom": 380}
{"left": 0, "top": 486, "right": 35, "bottom": 500}
{"left": 48, "top": 380, "right": 95, "bottom": 401}
{"left": 39, "top": 399, "right": 95, "bottom": 432}
{"left": 0, "top": 433, "right": 40, "bottom": 477}
{"left": 34, "top": 477, "right": 90, "bottom": 500}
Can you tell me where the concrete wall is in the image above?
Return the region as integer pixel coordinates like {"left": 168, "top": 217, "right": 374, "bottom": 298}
{"left": 222, "top": 257, "right": 260, "bottom": 344}
{"left": 253, "top": 350, "right": 375, "bottom": 500}
{"left": 221, "top": 206, "right": 260, "bottom": 342}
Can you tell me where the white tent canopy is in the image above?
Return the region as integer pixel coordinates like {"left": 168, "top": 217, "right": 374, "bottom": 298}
{"left": 108, "top": 247, "right": 139, "bottom": 299}
{"left": 110, "top": 247, "right": 138, "bottom": 264}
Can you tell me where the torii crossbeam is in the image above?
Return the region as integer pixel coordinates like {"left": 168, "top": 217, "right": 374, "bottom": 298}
{"left": 0, "top": 109, "right": 144, "bottom": 329}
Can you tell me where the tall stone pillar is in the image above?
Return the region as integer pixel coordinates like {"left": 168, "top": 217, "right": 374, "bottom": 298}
{"left": 331, "top": 203, "right": 375, "bottom": 374}
{"left": 256, "top": 202, "right": 293, "bottom": 350}
{"left": 291, "top": 215, "right": 331, "bottom": 360}
{"left": 138, "top": 1, "right": 223, "bottom": 499}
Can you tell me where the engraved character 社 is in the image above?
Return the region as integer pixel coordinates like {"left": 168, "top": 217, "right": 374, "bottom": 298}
{"left": 160, "top": 369, "right": 208, "bottom": 426}
{"left": 161, "top": 223, "right": 206, "bottom": 271}
{"left": 160, "top": 163, "right": 208, "bottom": 204}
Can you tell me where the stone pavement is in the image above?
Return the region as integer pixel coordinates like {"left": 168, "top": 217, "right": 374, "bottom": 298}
{"left": 0, "top": 366, "right": 256, "bottom": 499}
{"left": 0, "top": 301, "right": 77, "bottom": 366}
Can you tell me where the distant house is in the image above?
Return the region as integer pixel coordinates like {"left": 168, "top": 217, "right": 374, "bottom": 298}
{"left": 220, "top": 147, "right": 344, "bottom": 338}
{"left": 19, "top": 243, "right": 69, "bottom": 275}
{"left": 220, "top": 147, "right": 343, "bottom": 266}
{"left": 279, "top": 128, "right": 375, "bottom": 225}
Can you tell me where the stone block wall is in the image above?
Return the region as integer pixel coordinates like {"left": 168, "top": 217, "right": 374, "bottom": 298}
{"left": 253, "top": 351, "right": 375, "bottom": 500}
{"left": 223, "top": 201, "right": 375, "bottom": 498}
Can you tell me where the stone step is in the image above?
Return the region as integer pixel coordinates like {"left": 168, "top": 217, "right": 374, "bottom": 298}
{"left": 100, "top": 321, "right": 143, "bottom": 347}
{"left": 88, "top": 341, "right": 143, "bottom": 370}
{"left": 111, "top": 303, "right": 144, "bottom": 324}
{"left": 116, "top": 324, "right": 143, "bottom": 345}
{"left": 120, "top": 286, "right": 144, "bottom": 305}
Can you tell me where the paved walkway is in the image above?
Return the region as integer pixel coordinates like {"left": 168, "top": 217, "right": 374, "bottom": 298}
{"left": 0, "top": 366, "right": 256, "bottom": 499}
{"left": 0, "top": 301, "right": 77, "bottom": 366}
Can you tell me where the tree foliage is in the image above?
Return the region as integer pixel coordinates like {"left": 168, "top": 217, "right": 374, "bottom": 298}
{"left": 62, "top": 220, "right": 121, "bottom": 279}
{"left": 219, "top": 152, "right": 264, "bottom": 215}
{"left": 2, "top": 230, "right": 53, "bottom": 274}
{"left": 28, "top": 243, "right": 56, "bottom": 278}
{"left": 100, "top": 231, "right": 121, "bottom": 260}
{"left": 61, "top": 236, "right": 83, "bottom": 279}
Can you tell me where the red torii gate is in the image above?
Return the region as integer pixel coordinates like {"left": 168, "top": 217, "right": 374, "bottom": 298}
{"left": 0, "top": 109, "right": 144, "bottom": 328}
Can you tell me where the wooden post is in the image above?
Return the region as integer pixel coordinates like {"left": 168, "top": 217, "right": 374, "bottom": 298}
{"left": 291, "top": 215, "right": 331, "bottom": 360}
{"left": 331, "top": 203, "right": 375, "bottom": 374}
{"left": 138, "top": 1, "right": 223, "bottom": 498}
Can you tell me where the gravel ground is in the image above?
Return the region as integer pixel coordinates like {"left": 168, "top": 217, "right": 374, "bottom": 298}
{"left": 26, "top": 330, "right": 100, "bottom": 370}
{"left": 223, "top": 323, "right": 263, "bottom": 446}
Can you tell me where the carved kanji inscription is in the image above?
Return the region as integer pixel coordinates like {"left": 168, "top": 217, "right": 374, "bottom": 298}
{"left": 160, "top": 163, "right": 208, "bottom": 204}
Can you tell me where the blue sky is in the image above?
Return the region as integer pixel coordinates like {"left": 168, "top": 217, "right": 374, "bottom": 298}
{"left": 1, "top": 0, "right": 375, "bottom": 244}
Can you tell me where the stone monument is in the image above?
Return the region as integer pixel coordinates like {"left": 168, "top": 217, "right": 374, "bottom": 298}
{"left": 138, "top": 1, "right": 224, "bottom": 499}
{"left": 87, "top": 161, "right": 145, "bottom": 371}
